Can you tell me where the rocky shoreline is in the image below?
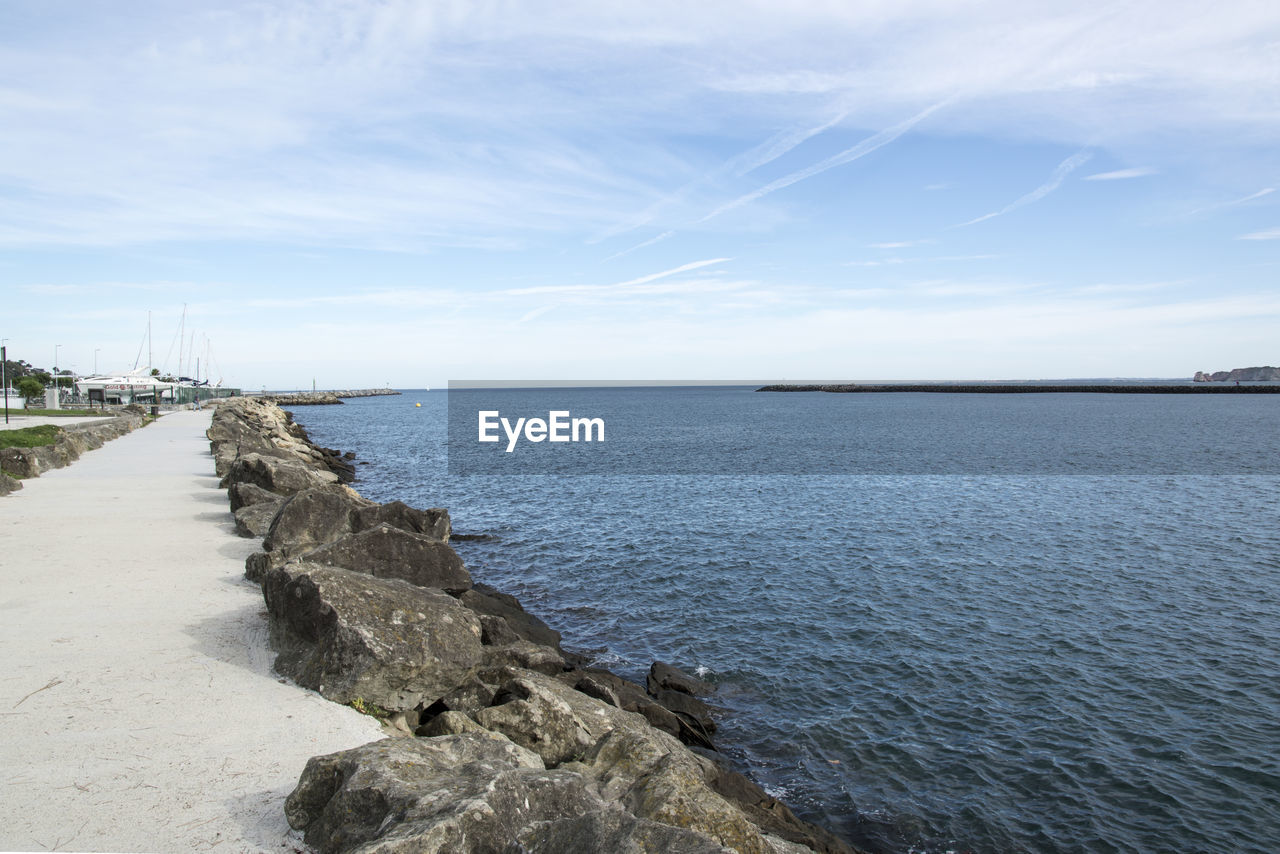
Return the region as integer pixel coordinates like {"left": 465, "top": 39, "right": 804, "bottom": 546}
{"left": 209, "top": 397, "right": 857, "bottom": 854}
{"left": 262, "top": 389, "right": 403, "bottom": 406}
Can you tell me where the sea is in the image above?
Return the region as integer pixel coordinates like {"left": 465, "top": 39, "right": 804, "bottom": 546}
{"left": 286, "top": 387, "right": 1280, "bottom": 854}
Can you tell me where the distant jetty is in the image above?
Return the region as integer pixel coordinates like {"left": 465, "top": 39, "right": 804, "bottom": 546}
{"left": 757, "top": 383, "right": 1280, "bottom": 394}
{"left": 262, "top": 389, "right": 402, "bottom": 406}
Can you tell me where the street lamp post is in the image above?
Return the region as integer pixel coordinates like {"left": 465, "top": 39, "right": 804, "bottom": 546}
{"left": 2, "top": 340, "right": 8, "bottom": 424}
{"left": 53, "top": 343, "right": 61, "bottom": 409}
{"left": 94, "top": 348, "right": 100, "bottom": 375}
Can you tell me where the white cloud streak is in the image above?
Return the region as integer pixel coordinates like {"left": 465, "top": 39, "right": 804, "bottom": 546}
{"left": 1238, "top": 227, "right": 1280, "bottom": 240}
{"left": 1189, "top": 187, "right": 1275, "bottom": 216}
{"left": 1084, "top": 167, "right": 1156, "bottom": 180}
{"left": 957, "top": 149, "right": 1094, "bottom": 227}
{"left": 696, "top": 100, "right": 951, "bottom": 223}
{"left": 503, "top": 257, "right": 732, "bottom": 295}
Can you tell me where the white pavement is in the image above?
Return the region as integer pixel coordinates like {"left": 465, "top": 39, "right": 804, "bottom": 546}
{"left": 0, "top": 414, "right": 114, "bottom": 430}
{"left": 0, "top": 409, "right": 383, "bottom": 854}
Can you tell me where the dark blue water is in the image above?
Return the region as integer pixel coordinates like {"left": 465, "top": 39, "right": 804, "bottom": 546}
{"left": 290, "top": 389, "right": 1280, "bottom": 854}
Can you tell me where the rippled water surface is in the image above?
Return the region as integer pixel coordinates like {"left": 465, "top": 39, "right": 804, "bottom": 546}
{"left": 291, "top": 390, "right": 1280, "bottom": 853}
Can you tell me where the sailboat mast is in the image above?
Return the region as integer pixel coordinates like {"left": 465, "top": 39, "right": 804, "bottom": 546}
{"left": 148, "top": 311, "right": 153, "bottom": 371}
{"left": 178, "top": 304, "right": 186, "bottom": 378}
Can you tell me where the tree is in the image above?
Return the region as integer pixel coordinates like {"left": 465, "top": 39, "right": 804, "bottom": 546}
{"left": 32, "top": 370, "right": 51, "bottom": 386}
{"left": 17, "top": 376, "right": 44, "bottom": 399}
{"left": 150, "top": 368, "right": 160, "bottom": 376}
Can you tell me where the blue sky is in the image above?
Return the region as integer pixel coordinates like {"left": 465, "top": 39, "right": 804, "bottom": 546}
{"left": 3, "top": 1, "right": 1278, "bottom": 389}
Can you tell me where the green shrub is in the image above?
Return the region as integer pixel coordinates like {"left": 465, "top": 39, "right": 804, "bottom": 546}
{"left": 0, "top": 424, "right": 62, "bottom": 450}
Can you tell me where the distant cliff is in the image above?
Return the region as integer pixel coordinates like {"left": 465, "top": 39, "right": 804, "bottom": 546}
{"left": 1193, "top": 366, "right": 1280, "bottom": 382}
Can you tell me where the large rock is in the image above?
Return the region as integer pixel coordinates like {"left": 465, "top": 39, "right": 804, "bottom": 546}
{"left": 303, "top": 523, "right": 471, "bottom": 594}
{"left": 233, "top": 500, "right": 283, "bottom": 538}
{"left": 516, "top": 804, "right": 736, "bottom": 853}
{"left": 262, "top": 562, "right": 485, "bottom": 711}
{"left": 352, "top": 500, "right": 451, "bottom": 542}
{"left": 244, "top": 550, "right": 276, "bottom": 584}
{"left": 284, "top": 734, "right": 604, "bottom": 854}
{"left": 624, "top": 752, "right": 802, "bottom": 854}
{"left": 220, "top": 452, "right": 339, "bottom": 495}
{"left": 566, "top": 667, "right": 712, "bottom": 749}
{"left": 0, "top": 447, "right": 42, "bottom": 478}
{"left": 228, "top": 481, "right": 281, "bottom": 512}
{"left": 650, "top": 661, "right": 716, "bottom": 697}
{"left": 460, "top": 583, "right": 561, "bottom": 648}
{"left": 0, "top": 471, "right": 21, "bottom": 495}
{"left": 476, "top": 673, "right": 608, "bottom": 766}
{"left": 652, "top": 687, "right": 718, "bottom": 738}
{"left": 261, "top": 486, "right": 373, "bottom": 555}
{"left": 475, "top": 676, "right": 811, "bottom": 854}
{"left": 703, "top": 763, "right": 858, "bottom": 854}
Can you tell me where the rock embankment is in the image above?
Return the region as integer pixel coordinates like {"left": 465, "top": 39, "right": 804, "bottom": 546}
{"left": 209, "top": 397, "right": 857, "bottom": 854}
{"left": 758, "top": 383, "right": 1280, "bottom": 393}
{"left": 262, "top": 389, "right": 402, "bottom": 406}
{"left": 0, "top": 409, "right": 146, "bottom": 494}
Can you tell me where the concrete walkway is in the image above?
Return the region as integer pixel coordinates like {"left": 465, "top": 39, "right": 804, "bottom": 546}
{"left": 0, "top": 410, "right": 383, "bottom": 853}
{"left": 0, "top": 413, "right": 115, "bottom": 430}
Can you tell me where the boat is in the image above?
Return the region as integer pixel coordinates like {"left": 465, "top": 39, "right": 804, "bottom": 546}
{"left": 75, "top": 369, "right": 176, "bottom": 405}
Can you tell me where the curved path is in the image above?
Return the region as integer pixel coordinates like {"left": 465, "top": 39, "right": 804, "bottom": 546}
{"left": 0, "top": 409, "right": 383, "bottom": 853}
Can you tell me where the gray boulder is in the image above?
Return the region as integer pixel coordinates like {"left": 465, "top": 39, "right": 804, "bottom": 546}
{"left": 650, "top": 661, "right": 716, "bottom": 696}
{"left": 228, "top": 481, "right": 281, "bottom": 512}
{"left": 566, "top": 667, "right": 711, "bottom": 749}
{"left": 220, "top": 452, "right": 339, "bottom": 495}
{"left": 244, "top": 550, "right": 276, "bottom": 584}
{"left": 233, "top": 500, "right": 284, "bottom": 538}
{"left": 703, "top": 763, "right": 859, "bottom": 854}
{"left": 262, "top": 486, "right": 373, "bottom": 554}
{"left": 516, "top": 804, "right": 736, "bottom": 853}
{"left": 476, "top": 674, "right": 599, "bottom": 767}
{"left": 262, "top": 562, "right": 485, "bottom": 711}
{"left": 0, "top": 471, "right": 21, "bottom": 495}
{"left": 284, "top": 734, "right": 603, "bottom": 854}
{"left": 0, "top": 446, "right": 51, "bottom": 478}
{"left": 352, "top": 500, "right": 451, "bottom": 542}
{"left": 652, "top": 687, "right": 718, "bottom": 738}
{"left": 303, "top": 523, "right": 471, "bottom": 594}
{"left": 471, "top": 674, "right": 805, "bottom": 854}
{"left": 460, "top": 583, "right": 561, "bottom": 649}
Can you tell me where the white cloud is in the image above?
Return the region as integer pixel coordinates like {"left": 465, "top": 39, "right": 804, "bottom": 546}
{"left": 1238, "top": 227, "right": 1280, "bottom": 240}
{"left": 1084, "top": 167, "right": 1156, "bottom": 180}
{"left": 2, "top": 3, "right": 1278, "bottom": 251}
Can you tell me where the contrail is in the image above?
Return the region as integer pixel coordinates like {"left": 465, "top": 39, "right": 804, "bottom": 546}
{"left": 592, "top": 110, "right": 849, "bottom": 245}
{"left": 696, "top": 99, "right": 951, "bottom": 224}
{"left": 603, "top": 230, "right": 674, "bottom": 262}
{"left": 957, "top": 149, "right": 1093, "bottom": 227}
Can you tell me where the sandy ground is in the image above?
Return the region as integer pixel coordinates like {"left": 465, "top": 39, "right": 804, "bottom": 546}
{"left": 0, "top": 414, "right": 116, "bottom": 430}
{"left": 0, "top": 409, "right": 384, "bottom": 853}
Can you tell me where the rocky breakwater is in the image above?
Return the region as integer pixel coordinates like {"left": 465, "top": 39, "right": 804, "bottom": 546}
{"left": 209, "top": 397, "right": 857, "bottom": 854}
{"left": 0, "top": 408, "right": 146, "bottom": 495}
{"left": 263, "top": 389, "right": 403, "bottom": 406}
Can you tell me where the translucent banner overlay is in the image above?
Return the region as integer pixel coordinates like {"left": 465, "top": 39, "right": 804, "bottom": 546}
{"left": 445, "top": 382, "right": 1280, "bottom": 475}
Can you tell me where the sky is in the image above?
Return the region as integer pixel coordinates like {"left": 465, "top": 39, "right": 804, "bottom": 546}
{"left": 2, "top": 0, "right": 1278, "bottom": 389}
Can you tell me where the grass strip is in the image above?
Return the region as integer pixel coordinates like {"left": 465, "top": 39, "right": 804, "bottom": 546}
{"left": 0, "top": 425, "right": 63, "bottom": 450}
